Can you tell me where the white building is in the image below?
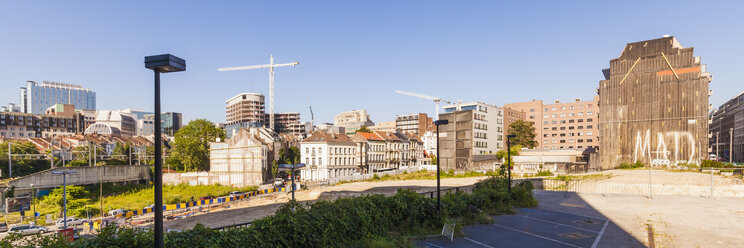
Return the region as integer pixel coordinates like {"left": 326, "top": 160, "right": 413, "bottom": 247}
{"left": 300, "top": 131, "right": 358, "bottom": 181}
{"left": 95, "top": 110, "right": 136, "bottom": 137}
{"left": 334, "top": 109, "right": 374, "bottom": 135}
{"left": 422, "top": 130, "right": 437, "bottom": 157}
{"left": 443, "top": 102, "right": 504, "bottom": 154}
{"left": 209, "top": 128, "right": 270, "bottom": 186}
{"left": 351, "top": 132, "right": 386, "bottom": 172}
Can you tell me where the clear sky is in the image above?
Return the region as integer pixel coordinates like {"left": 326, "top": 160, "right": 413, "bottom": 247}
{"left": 1, "top": 1, "right": 742, "bottom": 124}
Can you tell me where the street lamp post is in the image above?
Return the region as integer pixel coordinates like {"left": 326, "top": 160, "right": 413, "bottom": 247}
{"left": 52, "top": 170, "right": 78, "bottom": 229}
{"left": 506, "top": 134, "right": 517, "bottom": 196}
{"left": 278, "top": 163, "right": 307, "bottom": 201}
{"left": 30, "top": 183, "right": 36, "bottom": 224}
{"left": 145, "top": 54, "right": 186, "bottom": 248}
{"left": 433, "top": 119, "right": 449, "bottom": 211}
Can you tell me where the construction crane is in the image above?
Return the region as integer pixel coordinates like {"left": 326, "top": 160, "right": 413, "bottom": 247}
{"left": 307, "top": 95, "right": 315, "bottom": 132}
{"left": 218, "top": 55, "right": 299, "bottom": 130}
{"left": 394, "top": 90, "right": 452, "bottom": 119}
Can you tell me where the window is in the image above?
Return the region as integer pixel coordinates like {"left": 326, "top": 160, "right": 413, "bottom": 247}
{"left": 529, "top": 115, "right": 535, "bottom": 119}
{"left": 318, "top": 148, "right": 322, "bottom": 155}
{"left": 587, "top": 125, "right": 593, "bottom": 129}
{"left": 552, "top": 120, "right": 557, "bottom": 124}
{"left": 543, "top": 121, "right": 549, "bottom": 125}
{"left": 551, "top": 127, "right": 557, "bottom": 131}
{"left": 578, "top": 112, "right": 584, "bottom": 116}
{"left": 319, "top": 158, "right": 322, "bottom": 165}
{"left": 587, "top": 111, "right": 593, "bottom": 116}
{"left": 568, "top": 119, "right": 574, "bottom": 123}
{"left": 568, "top": 113, "right": 574, "bottom": 117}
{"left": 312, "top": 158, "right": 316, "bottom": 165}
{"left": 530, "top": 108, "right": 535, "bottom": 112}
{"left": 560, "top": 133, "right": 566, "bottom": 137}
{"left": 587, "top": 118, "right": 593, "bottom": 122}
{"left": 551, "top": 114, "right": 557, "bottom": 118}
{"left": 544, "top": 115, "right": 549, "bottom": 119}
{"left": 587, "top": 139, "right": 593, "bottom": 143}
{"left": 578, "top": 139, "right": 584, "bottom": 143}
{"left": 544, "top": 108, "right": 548, "bottom": 111}
{"left": 578, "top": 126, "right": 583, "bottom": 129}
{"left": 578, "top": 119, "right": 584, "bottom": 123}
{"left": 561, "top": 106, "right": 566, "bottom": 110}
{"left": 569, "top": 126, "right": 575, "bottom": 130}
{"left": 551, "top": 107, "right": 557, "bottom": 111}
{"left": 560, "top": 127, "right": 566, "bottom": 130}
{"left": 560, "top": 114, "right": 566, "bottom": 118}
{"left": 587, "top": 132, "right": 593, "bottom": 136}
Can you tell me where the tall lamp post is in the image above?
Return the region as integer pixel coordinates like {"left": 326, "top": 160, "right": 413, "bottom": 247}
{"left": 279, "top": 163, "right": 307, "bottom": 201}
{"left": 506, "top": 134, "right": 517, "bottom": 196}
{"left": 433, "top": 119, "right": 449, "bottom": 211}
{"left": 52, "top": 170, "right": 78, "bottom": 229}
{"left": 145, "top": 54, "right": 186, "bottom": 248}
{"left": 30, "top": 183, "right": 36, "bottom": 224}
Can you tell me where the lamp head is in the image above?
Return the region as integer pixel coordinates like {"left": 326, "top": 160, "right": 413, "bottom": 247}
{"left": 434, "top": 119, "right": 449, "bottom": 125}
{"left": 145, "top": 54, "right": 186, "bottom": 72}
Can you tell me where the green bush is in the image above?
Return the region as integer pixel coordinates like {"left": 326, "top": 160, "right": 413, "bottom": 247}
{"left": 536, "top": 170, "right": 553, "bottom": 176}
{"left": 4, "top": 176, "right": 538, "bottom": 248}
{"left": 617, "top": 160, "right": 644, "bottom": 169}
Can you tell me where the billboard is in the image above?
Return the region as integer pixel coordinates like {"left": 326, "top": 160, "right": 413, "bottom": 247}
{"left": 5, "top": 196, "right": 31, "bottom": 213}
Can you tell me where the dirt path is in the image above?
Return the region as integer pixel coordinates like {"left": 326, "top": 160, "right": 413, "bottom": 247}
{"left": 163, "top": 177, "right": 486, "bottom": 230}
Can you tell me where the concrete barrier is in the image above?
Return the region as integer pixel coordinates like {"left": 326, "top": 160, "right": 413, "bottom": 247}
{"left": 8, "top": 165, "right": 151, "bottom": 190}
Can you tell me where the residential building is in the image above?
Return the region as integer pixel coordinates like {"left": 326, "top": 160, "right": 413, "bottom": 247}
{"left": 422, "top": 130, "right": 437, "bottom": 157}
{"left": 351, "top": 132, "right": 386, "bottom": 172}
{"left": 78, "top": 109, "right": 97, "bottom": 131}
{"left": 502, "top": 107, "right": 526, "bottom": 149}
{"left": 225, "top": 93, "right": 266, "bottom": 138}
{"left": 0, "top": 112, "right": 79, "bottom": 138}
{"left": 709, "top": 91, "right": 744, "bottom": 163}
{"left": 598, "top": 36, "right": 711, "bottom": 168}
{"left": 505, "top": 97, "right": 600, "bottom": 150}
{"left": 437, "top": 110, "right": 474, "bottom": 171}
{"left": 300, "top": 131, "right": 358, "bottom": 181}
{"left": 369, "top": 121, "right": 397, "bottom": 132}
{"left": 443, "top": 102, "right": 504, "bottom": 154}
{"left": 94, "top": 110, "right": 136, "bottom": 137}
{"left": 45, "top": 104, "right": 86, "bottom": 134}
{"left": 272, "top": 112, "right": 306, "bottom": 138}
{"left": 395, "top": 113, "right": 433, "bottom": 135}
{"left": 20, "top": 81, "right": 96, "bottom": 114}
{"left": 374, "top": 131, "right": 403, "bottom": 171}
{"left": 334, "top": 109, "right": 374, "bottom": 135}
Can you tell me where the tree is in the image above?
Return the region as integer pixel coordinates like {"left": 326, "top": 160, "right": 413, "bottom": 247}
{"left": 507, "top": 120, "right": 537, "bottom": 149}
{"left": 356, "top": 126, "right": 372, "bottom": 133}
{"left": 0, "top": 141, "right": 47, "bottom": 178}
{"left": 430, "top": 155, "right": 437, "bottom": 165}
{"left": 170, "top": 119, "right": 226, "bottom": 172}
{"left": 496, "top": 145, "right": 521, "bottom": 174}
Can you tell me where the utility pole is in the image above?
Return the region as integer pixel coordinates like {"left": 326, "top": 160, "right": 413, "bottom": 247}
{"left": 730, "top": 128, "right": 734, "bottom": 164}
{"left": 218, "top": 55, "right": 299, "bottom": 130}
{"left": 52, "top": 171, "right": 78, "bottom": 229}
{"left": 128, "top": 145, "right": 132, "bottom": 165}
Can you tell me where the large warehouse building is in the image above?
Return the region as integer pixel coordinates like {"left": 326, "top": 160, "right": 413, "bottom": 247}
{"left": 598, "top": 36, "right": 711, "bottom": 168}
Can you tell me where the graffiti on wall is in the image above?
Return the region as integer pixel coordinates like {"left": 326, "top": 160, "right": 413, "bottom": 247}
{"left": 634, "top": 129, "right": 698, "bottom": 164}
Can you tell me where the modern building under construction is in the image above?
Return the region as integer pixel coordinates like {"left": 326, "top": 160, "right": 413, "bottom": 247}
{"left": 598, "top": 36, "right": 711, "bottom": 168}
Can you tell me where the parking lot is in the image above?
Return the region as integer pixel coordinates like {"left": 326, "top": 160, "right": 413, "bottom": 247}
{"left": 420, "top": 208, "right": 608, "bottom": 248}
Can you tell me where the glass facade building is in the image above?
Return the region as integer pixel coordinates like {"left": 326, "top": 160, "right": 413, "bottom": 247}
{"left": 20, "top": 81, "right": 96, "bottom": 114}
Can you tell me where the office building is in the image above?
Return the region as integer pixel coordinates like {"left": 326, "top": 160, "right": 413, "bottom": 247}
{"left": 334, "top": 109, "right": 374, "bottom": 135}
{"left": 395, "top": 113, "right": 433, "bottom": 135}
{"left": 709, "top": 91, "right": 744, "bottom": 163}
{"left": 0, "top": 112, "right": 79, "bottom": 138}
{"left": 20, "top": 81, "right": 95, "bottom": 114}
{"left": 599, "top": 36, "right": 711, "bottom": 168}
{"left": 160, "top": 112, "right": 183, "bottom": 137}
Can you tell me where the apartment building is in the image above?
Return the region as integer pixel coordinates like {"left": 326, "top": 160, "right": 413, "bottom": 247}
{"left": 442, "top": 102, "right": 504, "bottom": 154}
{"left": 225, "top": 93, "right": 266, "bottom": 138}
{"left": 351, "top": 132, "right": 386, "bottom": 172}
{"left": 369, "top": 121, "right": 397, "bottom": 132}
{"left": 502, "top": 107, "right": 526, "bottom": 149}
{"left": 395, "top": 113, "right": 433, "bottom": 135}
{"left": 300, "top": 131, "right": 359, "bottom": 181}
{"left": 272, "top": 112, "right": 306, "bottom": 138}
{"left": 505, "top": 97, "right": 599, "bottom": 150}
{"left": 0, "top": 112, "right": 79, "bottom": 138}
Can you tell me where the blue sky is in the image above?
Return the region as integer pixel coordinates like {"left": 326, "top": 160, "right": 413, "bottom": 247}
{"left": 1, "top": 1, "right": 741, "bottom": 124}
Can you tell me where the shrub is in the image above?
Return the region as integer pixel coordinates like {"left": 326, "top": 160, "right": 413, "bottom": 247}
{"left": 617, "top": 160, "right": 644, "bottom": 169}
{"left": 536, "top": 170, "right": 553, "bottom": 176}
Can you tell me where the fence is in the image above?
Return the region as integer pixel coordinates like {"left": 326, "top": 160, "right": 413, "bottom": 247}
{"left": 533, "top": 167, "right": 744, "bottom": 198}
{"left": 418, "top": 185, "right": 475, "bottom": 199}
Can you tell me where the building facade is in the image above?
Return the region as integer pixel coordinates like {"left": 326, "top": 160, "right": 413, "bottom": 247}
{"left": 505, "top": 97, "right": 599, "bottom": 150}
{"left": 599, "top": 36, "right": 711, "bottom": 168}
{"left": 709, "top": 91, "right": 744, "bottom": 163}
{"left": 209, "top": 128, "right": 270, "bottom": 186}
{"left": 160, "top": 112, "right": 183, "bottom": 137}
{"left": 300, "top": 132, "right": 359, "bottom": 181}
{"left": 351, "top": 132, "right": 386, "bottom": 172}
{"left": 334, "top": 109, "right": 374, "bottom": 135}
{"left": 272, "top": 112, "right": 306, "bottom": 138}
{"left": 443, "top": 102, "right": 504, "bottom": 154}
{"left": 0, "top": 112, "right": 79, "bottom": 138}
{"left": 369, "top": 121, "right": 397, "bottom": 132}
{"left": 395, "top": 113, "right": 433, "bottom": 135}
{"left": 225, "top": 93, "right": 266, "bottom": 138}
{"left": 20, "top": 81, "right": 96, "bottom": 114}
{"left": 504, "top": 100, "right": 544, "bottom": 148}
{"left": 95, "top": 110, "right": 136, "bottom": 137}
{"left": 502, "top": 107, "right": 526, "bottom": 149}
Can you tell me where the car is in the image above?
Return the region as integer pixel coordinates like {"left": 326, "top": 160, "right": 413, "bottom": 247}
{"left": 273, "top": 178, "right": 285, "bottom": 188}
{"left": 229, "top": 191, "right": 245, "bottom": 197}
{"left": 0, "top": 222, "right": 7, "bottom": 232}
{"left": 145, "top": 204, "right": 156, "bottom": 210}
{"left": 7, "top": 224, "right": 48, "bottom": 235}
{"left": 108, "top": 209, "right": 128, "bottom": 217}
{"left": 199, "top": 196, "right": 215, "bottom": 201}
{"left": 56, "top": 217, "right": 87, "bottom": 228}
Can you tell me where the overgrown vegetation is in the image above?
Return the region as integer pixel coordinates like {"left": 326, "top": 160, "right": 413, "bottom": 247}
{"left": 535, "top": 170, "right": 553, "bottom": 177}
{"left": 700, "top": 160, "right": 738, "bottom": 168}
{"left": 3, "top": 175, "right": 537, "bottom": 248}
{"left": 616, "top": 160, "right": 645, "bottom": 169}
{"left": 349, "top": 169, "right": 497, "bottom": 184}
{"left": 550, "top": 173, "right": 612, "bottom": 181}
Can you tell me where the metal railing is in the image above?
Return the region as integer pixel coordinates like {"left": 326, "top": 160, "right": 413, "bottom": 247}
{"left": 418, "top": 185, "right": 474, "bottom": 199}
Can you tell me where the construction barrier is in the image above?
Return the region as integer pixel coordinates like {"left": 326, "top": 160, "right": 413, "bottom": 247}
{"left": 115, "top": 187, "right": 289, "bottom": 218}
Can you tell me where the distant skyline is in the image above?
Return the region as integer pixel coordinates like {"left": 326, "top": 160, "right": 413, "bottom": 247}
{"left": 1, "top": 1, "right": 741, "bottom": 124}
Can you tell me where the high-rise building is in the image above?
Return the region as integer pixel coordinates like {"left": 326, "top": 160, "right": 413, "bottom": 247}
{"left": 334, "top": 109, "right": 374, "bottom": 135}
{"left": 709, "top": 91, "right": 743, "bottom": 163}
{"left": 395, "top": 113, "right": 433, "bottom": 135}
{"left": 599, "top": 36, "right": 711, "bottom": 168}
{"left": 442, "top": 102, "right": 504, "bottom": 154}
{"left": 20, "top": 81, "right": 96, "bottom": 114}
{"left": 225, "top": 93, "right": 266, "bottom": 138}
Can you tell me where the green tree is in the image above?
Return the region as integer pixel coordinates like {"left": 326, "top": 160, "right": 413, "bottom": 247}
{"left": 0, "top": 141, "right": 47, "bottom": 178}
{"left": 356, "top": 126, "right": 372, "bottom": 133}
{"left": 430, "top": 155, "right": 437, "bottom": 165}
{"left": 272, "top": 160, "right": 279, "bottom": 178}
{"left": 507, "top": 120, "right": 537, "bottom": 148}
{"left": 496, "top": 145, "right": 521, "bottom": 173}
{"left": 171, "top": 119, "right": 226, "bottom": 172}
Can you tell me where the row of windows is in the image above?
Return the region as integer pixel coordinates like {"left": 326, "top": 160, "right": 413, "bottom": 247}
{"left": 306, "top": 147, "right": 357, "bottom": 156}
{"left": 544, "top": 139, "right": 594, "bottom": 144}
{"left": 543, "top": 112, "right": 593, "bottom": 119}
{"left": 304, "top": 157, "right": 357, "bottom": 166}
{"left": 544, "top": 105, "right": 593, "bottom": 111}
{"left": 544, "top": 132, "right": 594, "bottom": 137}
{"left": 545, "top": 125, "right": 594, "bottom": 131}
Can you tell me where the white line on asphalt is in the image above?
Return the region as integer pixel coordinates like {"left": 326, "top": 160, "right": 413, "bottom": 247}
{"left": 590, "top": 220, "right": 609, "bottom": 248}
{"left": 492, "top": 223, "right": 582, "bottom": 248}
{"left": 534, "top": 208, "right": 608, "bottom": 221}
{"left": 519, "top": 215, "right": 600, "bottom": 233}
{"left": 464, "top": 237, "right": 495, "bottom": 248}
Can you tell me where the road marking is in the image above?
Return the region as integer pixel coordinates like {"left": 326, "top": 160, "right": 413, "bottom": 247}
{"left": 560, "top": 203, "right": 587, "bottom": 208}
{"left": 423, "top": 242, "right": 444, "bottom": 248}
{"left": 520, "top": 215, "right": 600, "bottom": 233}
{"left": 464, "top": 237, "right": 496, "bottom": 248}
{"left": 530, "top": 208, "right": 608, "bottom": 221}
{"left": 590, "top": 220, "right": 609, "bottom": 248}
{"left": 492, "top": 223, "right": 582, "bottom": 248}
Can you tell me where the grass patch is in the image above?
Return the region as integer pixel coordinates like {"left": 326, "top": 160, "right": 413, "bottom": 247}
{"left": 358, "top": 170, "right": 495, "bottom": 183}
